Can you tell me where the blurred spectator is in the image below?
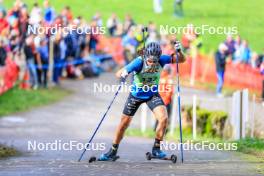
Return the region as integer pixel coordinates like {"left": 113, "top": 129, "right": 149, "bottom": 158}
{"left": 0, "top": 38, "right": 7, "bottom": 66}
{"left": 234, "top": 35, "right": 241, "bottom": 61}
{"left": 148, "top": 21, "right": 157, "bottom": 34}
{"left": 8, "top": 1, "right": 22, "bottom": 19}
{"left": 261, "top": 61, "right": 264, "bottom": 75}
{"left": 53, "top": 34, "right": 62, "bottom": 85}
{"left": 160, "top": 35, "right": 174, "bottom": 55}
{"left": 0, "top": 0, "right": 6, "bottom": 14}
{"left": 29, "top": 2, "right": 42, "bottom": 26}
{"left": 92, "top": 12, "right": 103, "bottom": 27}
{"left": 215, "top": 43, "right": 228, "bottom": 97}
{"left": 224, "top": 35, "right": 236, "bottom": 57}
{"left": 19, "top": 6, "right": 29, "bottom": 44}
{"left": 13, "top": 46, "right": 27, "bottom": 87}
{"left": 258, "top": 49, "right": 264, "bottom": 69}
{"left": 147, "top": 21, "right": 159, "bottom": 44}
{"left": 262, "top": 80, "right": 264, "bottom": 106}
{"left": 61, "top": 6, "right": 73, "bottom": 23}
{"left": 59, "top": 34, "right": 67, "bottom": 77}
{"left": 190, "top": 34, "right": 203, "bottom": 52}
{"left": 251, "top": 52, "right": 260, "bottom": 69}
{"left": 64, "top": 27, "right": 78, "bottom": 60}
{"left": 115, "top": 23, "right": 124, "bottom": 37}
{"left": 234, "top": 35, "right": 241, "bottom": 50}
{"left": 181, "top": 24, "right": 196, "bottom": 53}
{"left": 9, "top": 30, "right": 20, "bottom": 51}
{"left": 89, "top": 20, "right": 99, "bottom": 54}
{"left": 24, "top": 36, "right": 38, "bottom": 89}
{"left": 174, "top": 0, "right": 184, "bottom": 17}
{"left": 37, "top": 38, "right": 49, "bottom": 88}
{"left": 107, "top": 13, "right": 118, "bottom": 36}
{"left": 0, "top": 10, "right": 9, "bottom": 35}
{"left": 123, "top": 14, "right": 135, "bottom": 34}
{"left": 43, "top": 0, "right": 55, "bottom": 25}
{"left": 153, "top": 0, "right": 163, "bottom": 14}
{"left": 234, "top": 40, "right": 251, "bottom": 64}
{"left": 122, "top": 28, "right": 138, "bottom": 64}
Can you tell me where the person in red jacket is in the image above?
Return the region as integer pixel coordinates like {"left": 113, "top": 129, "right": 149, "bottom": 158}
{"left": 0, "top": 11, "right": 9, "bottom": 35}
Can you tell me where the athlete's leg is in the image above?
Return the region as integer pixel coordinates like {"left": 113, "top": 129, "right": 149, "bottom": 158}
{"left": 99, "top": 93, "right": 143, "bottom": 160}
{"left": 113, "top": 114, "right": 132, "bottom": 144}
{"left": 152, "top": 105, "right": 168, "bottom": 140}
{"left": 147, "top": 94, "right": 168, "bottom": 158}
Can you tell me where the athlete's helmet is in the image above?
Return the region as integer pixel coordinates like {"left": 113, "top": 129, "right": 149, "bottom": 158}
{"left": 145, "top": 42, "right": 162, "bottom": 61}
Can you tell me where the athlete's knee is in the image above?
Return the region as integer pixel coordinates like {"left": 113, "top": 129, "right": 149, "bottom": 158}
{"left": 120, "top": 114, "right": 132, "bottom": 129}
{"left": 158, "top": 116, "right": 168, "bottom": 127}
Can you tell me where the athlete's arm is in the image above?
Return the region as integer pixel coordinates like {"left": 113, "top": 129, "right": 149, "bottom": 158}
{"left": 159, "top": 41, "right": 185, "bottom": 66}
{"left": 115, "top": 57, "right": 143, "bottom": 79}
{"left": 171, "top": 50, "right": 185, "bottom": 63}
{"left": 171, "top": 40, "right": 185, "bottom": 63}
{"left": 116, "top": 68, "right": 127, "bottom": 78}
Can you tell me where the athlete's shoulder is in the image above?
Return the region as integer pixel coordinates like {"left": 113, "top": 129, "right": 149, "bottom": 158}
{"left": 130, "top": 56, "right": 143, "bottom": 67}
{"left": 159, "top": 54, "right": 172, "bottom": 66}
{"left": 160, "top": 54, "right": 171, "bottom": 60}
{"left": 125, "top": 56, "right": 143, "bottom": 73}
{"left": 134, "top": 56, "right": 144, "bottom": 62}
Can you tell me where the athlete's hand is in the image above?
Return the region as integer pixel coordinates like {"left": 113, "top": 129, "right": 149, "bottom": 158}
{"left": 120, "top": 76, "right": 126, "bottom": 84}
{"left": 174, "top": 41, "right": 182, "bottom": 52}
{"left": 116, "top": 68, "right": 128, "bottom": 84}
{"left": 172, "top": 41, "right": 185, "bottom": 63}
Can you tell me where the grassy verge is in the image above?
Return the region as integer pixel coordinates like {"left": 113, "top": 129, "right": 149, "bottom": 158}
{"left": 126, "top": 128, "right": 264, "bottom": 156}
{"left": 0, "top": 86, "right": 72, "bottom": 117}
{"left": 235, "top": 138, "right": 264, "bottom": 158}
{"left": 0, "top": 144, "right": 19, "bottom": 158}
{"left": 127, "top": 128, "right": 264, "bottom": 173}
{"left": 0, "top": 86, "right": 71, "bottom": 157}
{"left": 235, "top": 138, "right": 264, "bottom": 174}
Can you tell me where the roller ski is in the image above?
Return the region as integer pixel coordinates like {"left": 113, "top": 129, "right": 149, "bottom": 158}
{"left": 89, "top": 147, "right": 120, "bottom": 163}
{"left": 145, "top": 144, "right": 177, "bottom": 163}
{"left": 145, "top": 149, "right": 177, "bottom": 163}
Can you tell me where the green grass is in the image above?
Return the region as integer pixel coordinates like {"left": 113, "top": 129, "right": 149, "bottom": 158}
{"left": 0, "top": 144, "right": 19, "bottom": 158}
{"left": 235, "top": 138, "right": 264, "bottom": 157}
{"left": 233, "top": 138, "right": 264, "bottom": 173}
{"left": 0, "top": 86, "right": 71, "bottom": 117}
{"left": 3, "top": 0, "right": 264, "bottom": 52}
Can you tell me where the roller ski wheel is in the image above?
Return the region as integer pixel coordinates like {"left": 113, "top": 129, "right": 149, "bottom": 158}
{"left": 88, "top": 155, "right": 120, "bottom": 163}
{"left": 145, "top": 152, "right": 177, "bottom": 164}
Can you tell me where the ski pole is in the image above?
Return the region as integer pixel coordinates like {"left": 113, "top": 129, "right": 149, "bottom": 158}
{"left": 78, "top": 82, "right": 123, "bottom": 162}
{"left": 142, "top": 27, "right": 148, "bottom": 49}
{"left": 140, "top": 27, "right": 148, "bottom": 57}
{"left": 174, "top": 43, "right": 184, "bottom": 163}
